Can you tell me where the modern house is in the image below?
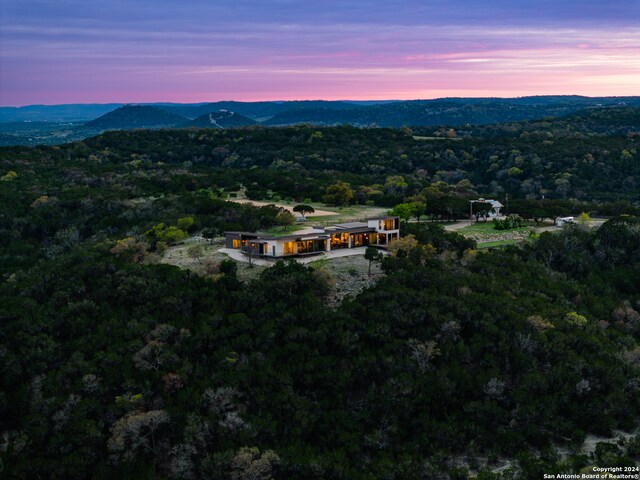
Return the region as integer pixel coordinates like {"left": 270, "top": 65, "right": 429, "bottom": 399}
{"left": 224, "top": 217, "right": 400, "bottom": 258}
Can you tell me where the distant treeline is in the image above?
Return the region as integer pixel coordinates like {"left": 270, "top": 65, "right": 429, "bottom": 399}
{"left": 3, "top": 120, "right": 637, "bottom": 206}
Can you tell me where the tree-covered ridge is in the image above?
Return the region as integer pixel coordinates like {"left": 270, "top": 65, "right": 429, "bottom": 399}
{"left": 417, "top": 106, "right": 640, "bottom": 139}
{"left": 162, "top": 100, "right": 364, "bottom": 122}
{"left": 0, "top": 123, "right": 638, "bottom": 278}
{"left": 3, "top": 96, "right": 637, "bottom": 123}
{"left": 1, "top": 122, "right": 638, "bottom": 275}
{"left": 84, "top": 105, "right": 188, "bottom": 130}
{"left": 185, "top": 111, "right": 257, "bottom": 129}
{"left": 1, "top": 119, "right": 639, "bottom": 478}
{"left": 263, "top": 99, "right": 640, "bottom": 127}
{"left": 1, "top": 220, "right": 639, "bottom": 478}
{"left": 4, "top": 122, "right": 638, "bottom": 203}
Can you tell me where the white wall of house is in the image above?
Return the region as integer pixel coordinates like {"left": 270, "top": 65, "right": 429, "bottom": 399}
{"left": 368, "top": 219, "right": 400, "bottom": 237}
{"left": 269, "top": 240, "right": 295, "bottom": 257}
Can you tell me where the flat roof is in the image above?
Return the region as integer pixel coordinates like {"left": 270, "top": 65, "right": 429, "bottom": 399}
{"left": 333, "top": 222, "right": 368, "bottom": 229}
{"left": 224, "top": 217, "right": 398, "bottom": 240}
{"left": 241, "top": 233, "right": 331, "bottom": 241}
{"left": 276, "top": 233, "right": 330, "bottom": 241}
{"left": 225, "top": 231, "right": 262, "bottom": 236}
{"left": 225, "top": 228, "right": 375, "bottom": 240}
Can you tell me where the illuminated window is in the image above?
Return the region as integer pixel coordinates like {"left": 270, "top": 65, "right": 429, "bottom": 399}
{"left": 232, "top": 239, "right": 240, "bottom": 248}
{"left": 331, "top": 233, "right": 349, "bottom": 248}
{"left": 284, "top": 242, "right": 294, "bottom": 255}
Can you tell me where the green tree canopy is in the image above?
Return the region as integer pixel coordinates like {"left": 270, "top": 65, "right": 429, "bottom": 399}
{"left": 322, "top": 181, "right": 354, "bottom": 206}
{"left": 292, "top": 204, "right": 315, "bottom": 218}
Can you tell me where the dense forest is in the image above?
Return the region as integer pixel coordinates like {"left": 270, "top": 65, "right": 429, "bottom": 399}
{"left": 415, "top": 107, "right": 640, "bottom": 139}
{"left": 1, "top": 117, "right": 639, "bottom": 478}
{"left": 2, "top": 108, "right": 639, "bottom": 206}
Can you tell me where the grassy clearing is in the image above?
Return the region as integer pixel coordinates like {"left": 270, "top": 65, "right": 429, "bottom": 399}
{"left": 229, "top": 187, "right": 389, "bottom": 224}
{"left": 457, "top": 220, "right": 534, "bottom": 246}
{"left": 458, "top": 221, "right": 531, "bottom": 235}
{"left": 477, "top": 239, "right": 523, "bottom": 249}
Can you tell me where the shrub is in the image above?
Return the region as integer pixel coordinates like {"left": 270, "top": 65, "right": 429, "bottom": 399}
{"left": 1, "top": 170, "right": 17, "bottom": 181}
{"left": 565, "top": 311, "right": 588, "bottom": 327}
{"left": 177, "top": 216, "right": 195, "bottom": 231}
{"left": 493, "top": 215, "right": 525, "bottom": 230}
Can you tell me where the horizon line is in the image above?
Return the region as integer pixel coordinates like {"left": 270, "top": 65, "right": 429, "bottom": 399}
{"left": 3, "top": 93, "right": 639, "bottom": 109}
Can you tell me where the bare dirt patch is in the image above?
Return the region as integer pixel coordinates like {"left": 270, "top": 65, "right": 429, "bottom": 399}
{"left": 226, "top": 198, "right": 338, "bottom": 217}
{"left": 226, "top": 197, "right": 389, "bottom": 224}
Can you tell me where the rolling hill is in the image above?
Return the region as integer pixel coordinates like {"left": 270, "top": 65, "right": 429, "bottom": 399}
{"left": 82, "top": 105, "right": 188, "bottom": 130}
{"left": 184, "top": 110, "right": 258, "bottom": 128}
{"left": 264, "top": 97, "right": 640, "bottom": 127}
{"left": 415, "top": 106, "right": 640, "bottom": 139}
{"left": 161, "top": 100, "right": 364, "bottom": 122}
{"left": 2, "top": 96, "right": 640, "bottom": 146}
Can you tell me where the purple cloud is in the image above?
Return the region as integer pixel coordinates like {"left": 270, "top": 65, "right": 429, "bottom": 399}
{"left": 1, "top": 0, "right": 639, "bottom": 105}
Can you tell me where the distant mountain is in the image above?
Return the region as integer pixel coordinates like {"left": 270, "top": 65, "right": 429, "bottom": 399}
{"left": 4, "top": 96, "right": 639, "bottom": 124}
{"left": 264, "top": 107, "right": 356, "bottom": 126}
{"left": 2, "top": 96, "right": 640, "bottom": 146}
{"left": 184, "top": 110, "right": 257, "bottom": 128}
{"left": 83, "top": 105, "right": 187, "bottom": 130}
{"left": 162, "top": 100, "right": 363, "bottom": 121}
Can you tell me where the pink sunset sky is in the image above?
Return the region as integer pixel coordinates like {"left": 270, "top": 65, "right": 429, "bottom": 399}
{"left": 1, "top": 0, "right": 639, "bottom": 106}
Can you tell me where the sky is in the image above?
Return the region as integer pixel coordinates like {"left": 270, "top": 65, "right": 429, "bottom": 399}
{"left": 1, "top": 0, "right": 639, "bottom": 106}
